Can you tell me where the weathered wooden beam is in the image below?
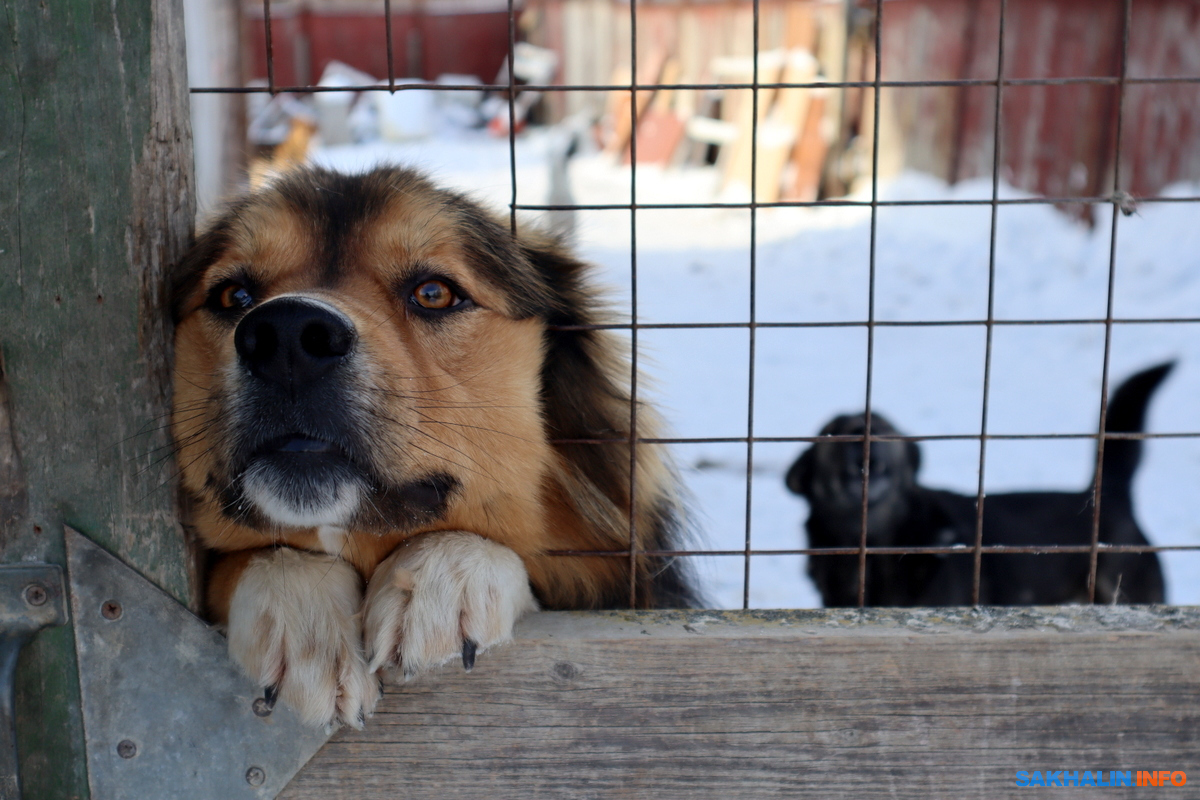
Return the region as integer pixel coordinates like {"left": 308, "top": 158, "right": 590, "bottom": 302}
{"left": 283, "top": 607, "right": 1200, "bottom": 799}
{"left": 0, "top": 0, "right": 194, "bottom": 796}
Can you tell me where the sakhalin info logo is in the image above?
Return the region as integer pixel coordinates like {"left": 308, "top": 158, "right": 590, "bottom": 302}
{"left": 1015, "top": 770, "right": 1187, "bottom": 788}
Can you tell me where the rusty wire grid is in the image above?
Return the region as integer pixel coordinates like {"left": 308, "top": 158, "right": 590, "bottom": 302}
{"left": 193, "top": 0, "right": 1200, "bottom": 609}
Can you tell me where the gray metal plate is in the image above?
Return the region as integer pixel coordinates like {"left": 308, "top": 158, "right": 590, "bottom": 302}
{"left": 65, "top": 527, "right": 330, "bottom": 800}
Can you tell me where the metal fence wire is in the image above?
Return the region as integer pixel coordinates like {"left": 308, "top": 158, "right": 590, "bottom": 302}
{"left": 191, "top": 0, "right": 1200, "bottom": 610}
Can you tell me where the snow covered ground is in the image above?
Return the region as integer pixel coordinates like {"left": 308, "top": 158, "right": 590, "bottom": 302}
{"left": 313, "top": 129, "right": 1200, "bottom": 608}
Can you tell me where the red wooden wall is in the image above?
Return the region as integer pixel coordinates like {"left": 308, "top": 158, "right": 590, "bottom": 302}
{"left": 876, "top": 0, "right": 1200, "bottom": 202}
{"left": 241, "top": 0, "right": 1200, "bottom": 205}
{"left": 245, "top": 5, "right": 512, "bottom": 86}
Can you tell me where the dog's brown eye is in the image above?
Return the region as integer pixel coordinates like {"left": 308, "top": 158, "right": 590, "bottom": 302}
{"left": 219, "top": 283, "right": 254, "bottom": 310}
{"left": 412, "top": 280, "right": 458, "bottom": 310}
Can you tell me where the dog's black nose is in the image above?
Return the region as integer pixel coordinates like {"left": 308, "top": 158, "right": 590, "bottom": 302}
{"left": 235, "top": 297, "right": 356, "bottom": 388}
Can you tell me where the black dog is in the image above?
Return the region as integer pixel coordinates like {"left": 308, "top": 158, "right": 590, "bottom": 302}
{"left": 785, "top": 362, "right": 1172, "bottom": 607}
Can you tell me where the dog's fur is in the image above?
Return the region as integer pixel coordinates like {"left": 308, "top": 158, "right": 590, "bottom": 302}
{"left": 785, "top": 362, "right": 1172, "bottom": 607}
{"left": 170, "top": 166, "right": 696, "bottom": 727}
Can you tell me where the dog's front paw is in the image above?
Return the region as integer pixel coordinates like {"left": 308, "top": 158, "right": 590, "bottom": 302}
{"left": 364, "top": 532, "right": 538, "bottom": 678}
{"left": 228, "top": 548, "right": 379, "bottom": 729}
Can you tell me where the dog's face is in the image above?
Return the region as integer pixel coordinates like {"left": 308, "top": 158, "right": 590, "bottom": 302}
{"left": 785, "top": 412, "right": 921, "bottom": 543}
{"left": 171, "top": 168, "right": 563, "bottom": 535}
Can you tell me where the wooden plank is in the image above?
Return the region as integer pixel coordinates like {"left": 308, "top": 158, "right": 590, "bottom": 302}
{"left": 849, "top": 44, "right": 906, "bottom": 195}
{"left": 814, "top": 1, "right": 850, "bottom": 196}
{"left": 283, "top": 607, "right": 1200, "bottom": 799}
{"left": 629, "top": 58, "right": 684, "bottom": 165}
{"left": 782, "top": 90, "right": 830, "bottom": 201}
{"left": 603, "top": 47, "right": 668, "bottom": 158}
{"left": 751, "top": 49, "right": 818, "bottom": 203}
{"left": 0, "top": 0, "right": 195, "bottom": 796}
{"left": 785, "top": 0, "right": 819, "bottom": 52}
{"left": 718, "top": 50, "right": 785, "bottom": 195}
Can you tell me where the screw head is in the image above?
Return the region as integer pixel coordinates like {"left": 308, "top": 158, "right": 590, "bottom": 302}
{"left": 101, "top": 600, "right": 122, "bottom": 620}
{"left": 23, "top": 584, "right": 47, "bottom": 607}
{"left": 251, "top": 697, "right": 273, "bottom": 717}
{"left": 117, "top": 739, "right": 137, "bottom": 759}
{"left": 245, "top": 766, "right": 266, "bottom": 786}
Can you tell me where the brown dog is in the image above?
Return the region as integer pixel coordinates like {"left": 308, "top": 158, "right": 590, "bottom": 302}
{"left": 170, "top": 167, "right": 695, "bottom": 728}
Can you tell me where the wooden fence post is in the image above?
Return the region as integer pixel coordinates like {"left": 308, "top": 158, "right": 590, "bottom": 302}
{"left": 0, "top": 0, "right": 195, "bottom": 796}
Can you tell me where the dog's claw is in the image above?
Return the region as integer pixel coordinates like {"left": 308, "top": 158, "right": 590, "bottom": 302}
{"left": 363, "top": 533, "right": 537, "bottom": 680}
{"left": 228, "top": 550, "right": 378, "bottom": 729}
{"left": 462, "top": 639, "right": 477, "bottom": 671}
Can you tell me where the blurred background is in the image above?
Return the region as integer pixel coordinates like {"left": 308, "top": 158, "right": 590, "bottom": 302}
{"left": 183, "top": 0, "right": 1200, "bottom": 608}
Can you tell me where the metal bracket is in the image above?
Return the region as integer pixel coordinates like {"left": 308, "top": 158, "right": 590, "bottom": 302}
{"left": 0, "top": 563, "right": 67, "bottom": 800}
{"left": 65, "top": 527, "right": 330, "bottom": 800}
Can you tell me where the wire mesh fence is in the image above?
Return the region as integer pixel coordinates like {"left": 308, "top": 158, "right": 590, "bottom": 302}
{"left": 189, "top": 0, "right": 1200, "bottom": 609}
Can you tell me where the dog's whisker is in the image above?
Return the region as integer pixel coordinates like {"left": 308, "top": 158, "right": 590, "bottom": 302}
{"left": 385, "top": 364, "right": 497, "bottom": 395}
{"left": 115, "top": 405, "right": 212, "bottom": 445}
{"left": 375, "top": 392, "right": 518, "bottom": 410}
{"left": 360, "top": 405, "right": 499, "bottom": 473}
{"left": 132, "top": 441, "right": 221, "bottom": 505}
{"left": 115, "top": 417, "right": 211, "bottom": 453}
{"left": 413, "top": 415, "right": 534, "bottom": 445}
{"left": 133, "top": 439, "right": 209, "bottom": 482}
{"left": 404, "top": 424, "right": 498, "bottom": 477}
{"left": 130, "top": 433, "right": 207, "bottom": 463}
{"left": 400, "top": 438, "right": 496, "bottom": 484}
{"left": 161, "top": 438, "right": 221, "bottom": 479}
{"left": 411, "top": 404, "right": 536, "bottom": 411}
{"left": 361, "top": 300, "right": 405, "bottom": 335}
{"left": 174, "top": 372, "right": 214, "bottom": 392}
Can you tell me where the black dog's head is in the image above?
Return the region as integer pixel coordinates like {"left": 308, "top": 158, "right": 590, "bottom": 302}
{"left": 785, "top": 412, "right": 921, "bottom": 545}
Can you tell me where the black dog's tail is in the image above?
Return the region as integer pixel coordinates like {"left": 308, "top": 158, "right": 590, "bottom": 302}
{"left": 1096, "top": 360, "right": 1175, "bottom": 502}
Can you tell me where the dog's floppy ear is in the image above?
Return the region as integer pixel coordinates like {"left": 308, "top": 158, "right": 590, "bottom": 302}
{"left": 515, "top": 230, "right": 637, "bottom": 504}
{"left": 169, "top": 227, "right": 229, "bottom": 324}
{"left": 516, "top": 231, "right": 592, "bottom": 325}
{"left": 168, "top": 198, "right": 254, "bottom": 324}
{"left": 906, "top": 440, "right": 922, "bottom": 477}
{"left": 785, "top": 448, "right": 813, "bottom": 497}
